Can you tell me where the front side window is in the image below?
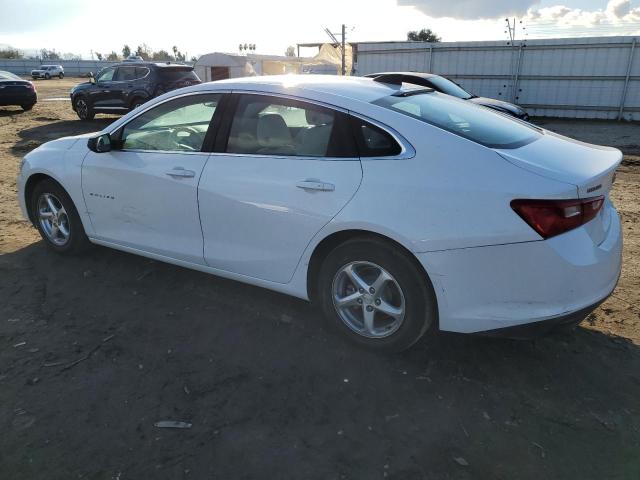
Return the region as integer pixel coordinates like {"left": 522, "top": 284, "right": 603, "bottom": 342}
{"left": 120, "top": 94, "right": 221, "bottom": 152}
{"left": 226, "top": 94, "right": 356, "bottom": 157}
{"left": 374, "top": 92, "right": 540, "bottom": 149}
{"left": 96, "top": 67, "right": 115, "bottom": 82}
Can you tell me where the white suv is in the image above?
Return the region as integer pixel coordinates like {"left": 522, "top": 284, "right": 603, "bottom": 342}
{"left": 31, "top": 65, "right": 64, "bottom": 80}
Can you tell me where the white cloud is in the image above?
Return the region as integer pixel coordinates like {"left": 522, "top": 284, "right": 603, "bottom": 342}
{"left": 397, "top": 0, "right": 541, "bottom": 19}
{"left": 526, "top": 0, "right": 640, "bottom": 25}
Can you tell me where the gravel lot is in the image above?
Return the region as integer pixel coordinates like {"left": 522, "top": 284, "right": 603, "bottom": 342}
{"left": 1, "top": 78, "right": 639, "bottom": 479}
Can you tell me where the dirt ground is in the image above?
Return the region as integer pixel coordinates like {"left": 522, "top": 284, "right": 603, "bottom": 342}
{"left": 1, "top": 78, "right": 639, "bottom": 479}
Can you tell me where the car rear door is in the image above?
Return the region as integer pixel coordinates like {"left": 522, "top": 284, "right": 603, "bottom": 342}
{"left": 198, "top": 93, "right": 362, "bottom": 283}
{"left": 112, "top": 65, "right": 137, "bottom": 108}
{"left": 82, "top": 92, "right": 223, "bottom": 264}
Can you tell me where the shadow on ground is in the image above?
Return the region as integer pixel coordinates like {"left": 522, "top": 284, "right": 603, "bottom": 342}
{"left": 10, "top": 118, "right": 115, "bottom": 156}
{"left": 1, "top": 241, "right": 639, "bottom": 479}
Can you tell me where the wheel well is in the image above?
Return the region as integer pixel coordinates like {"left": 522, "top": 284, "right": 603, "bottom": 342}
{"left": 306, "top": 229, "right": 430, "bottom": 303}
{"left": 129, "top": 95, "right": 146, "bottom": 109}
{"left": 23, "top": 174, "right": 59, "bottom": 224}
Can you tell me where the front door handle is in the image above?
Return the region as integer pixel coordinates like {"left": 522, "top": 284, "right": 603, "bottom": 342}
{"left": 296, "top": 180, "right": 335, "bottom": 192}
{"left": 165, "top": 167, "right": 196, "bottom": 178}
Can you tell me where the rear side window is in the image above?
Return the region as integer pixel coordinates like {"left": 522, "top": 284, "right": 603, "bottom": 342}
{"left": 226, "top": 94, "right": 357, "bottom": 158}
{"left": 135, "top": 67, "right": 150, "bottom": 79}
{"left": 374, "top": 92, "right": 540, "bottom": 149}
{"left": 158, "top": 68, "right": 200, "bottom": 83}
{"left": 350, "top": 117, "right": 402, "bottom": 157}
{"left": 115, "top": 66, "right": 137, "bottom": 81}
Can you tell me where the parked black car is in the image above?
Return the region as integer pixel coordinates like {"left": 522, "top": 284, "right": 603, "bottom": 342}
{"left": 365, "top": 72, "right": 529, "bottom": 120}
{"left": 70, "top": 62, "right": 201, "bottom": 120}
{"left": 0, "top": 71, "right": 37, "bottom": 111}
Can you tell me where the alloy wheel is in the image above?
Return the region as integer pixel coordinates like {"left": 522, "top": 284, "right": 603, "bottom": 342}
{"left": 76, "top": 99, "right": 88, "bottom": 119}
{"left": 332, "top": 261, "right": 406, "bottom": 338}
{"left": 37, "top": 193, "right": 70, "bottom": 246}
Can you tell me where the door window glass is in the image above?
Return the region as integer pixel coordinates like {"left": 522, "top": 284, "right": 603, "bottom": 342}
{"left": 135, "top": 67, "right": 150, "bottom": 79}
{"left": 96, "top": 67, "right": 115, "bottom": 82}
{"left": 226, "top": 94, "right": 356, "bottom": 157}
{"left": 121, "top": 94, "right": 221, "bottom": 152}
{"left": 350, "top": 117, "right": 402, "bottom": 157}
{"left": 115, "top": 66, "right": 137, "bottom": 81}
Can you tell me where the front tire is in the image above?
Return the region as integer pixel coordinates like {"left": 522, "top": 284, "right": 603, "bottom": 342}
{"left": 74, "top": 96, "right": 94, "bottom": 120}
{"left": 30, "top": 179, "right": 90, "bottom": 254}
{"left": 21, "top": 104, "right": 34, "bottom": 111}
{"left": 59, "top": 73, "right": 64, "bottom": 79}
{"left": 44, "top": 73, "right": 50, "bottom": 80}
{"left": 318, "top": 238, "right": 437, "bottom": 352}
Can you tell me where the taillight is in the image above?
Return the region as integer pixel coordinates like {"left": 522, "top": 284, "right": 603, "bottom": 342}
{"left": 28, "top": 82, "right": 36, "bottom": 92}
{"left": 511, "top": 196, "right": 604, "bottom": 239}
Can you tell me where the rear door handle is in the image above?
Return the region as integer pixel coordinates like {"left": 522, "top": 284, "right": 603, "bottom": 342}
{"left": 296, "top": 180, "right": 335, "bottom": 192}
{"left": 165, "top": 167, "right": 196, "bottom": 178}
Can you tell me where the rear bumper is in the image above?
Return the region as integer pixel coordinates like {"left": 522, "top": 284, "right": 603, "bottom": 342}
{"left": 478, "top": 297, "right": 609, "bottom": 339}
{"left": 418, "top": 203, "right": 622, "bottom": 334}
{"left": 0, "top": 92, "right": 37, "bottom": 106}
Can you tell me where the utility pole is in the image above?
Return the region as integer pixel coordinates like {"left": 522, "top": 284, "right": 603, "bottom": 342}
{"left": 341, "top": 23, "right": 346, "bottom": 76}
{"left": 324, "top": 24, "right": 348, "bottom": 75}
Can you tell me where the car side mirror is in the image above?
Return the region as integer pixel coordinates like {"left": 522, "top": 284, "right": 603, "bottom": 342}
{"left": 88, "top": 133, "right": 112, "bottom": 153}
{"left": 89, "top": 72, "right": 96, "bottom": 84}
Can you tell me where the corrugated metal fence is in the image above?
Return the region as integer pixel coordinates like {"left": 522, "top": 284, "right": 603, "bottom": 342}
{"left": 355, "top": 36, "right": 639, "bottom": 121}
{"left": 0, "top": 59, "right": 120, "bottom": 77}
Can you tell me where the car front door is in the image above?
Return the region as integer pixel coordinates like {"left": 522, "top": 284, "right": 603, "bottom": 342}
{"left": 82, "top": 92, "right": 223, "bottom": 264}
{"left": 90, "top": 67, "right": 118, "bottom": 108}
{"left": 198, "top": 93, "right": 363, "bottom": 283}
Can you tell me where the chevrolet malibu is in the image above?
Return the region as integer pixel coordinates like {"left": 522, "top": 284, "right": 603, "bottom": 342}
{"left": 17, "top": 75, "right": 622, "bottom": 351}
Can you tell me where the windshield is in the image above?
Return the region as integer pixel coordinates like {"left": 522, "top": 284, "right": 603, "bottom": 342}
{"left": 158, "top": 68, "right": 199, "bottom": 83}
{"left": 428, "top": 76, "right": 473, "bottom": 99}
{"left": 374, "top": 92, "right": 540, "bottom": 149}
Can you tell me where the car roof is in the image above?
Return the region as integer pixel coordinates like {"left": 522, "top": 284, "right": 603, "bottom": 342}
{"left": 113, "top": 62, "right": 192, "bottom": 69}
{"left": 198, "top": 74, "right": 412, "bottom": 103}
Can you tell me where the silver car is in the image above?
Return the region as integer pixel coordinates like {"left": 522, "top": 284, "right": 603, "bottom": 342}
{"left": 31, "top": 65, "right": 64, "bottom": 80}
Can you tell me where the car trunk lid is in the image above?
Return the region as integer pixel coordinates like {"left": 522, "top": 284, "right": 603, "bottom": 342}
{"left": 496, "top": 130, "right": 621, "bottom": 245}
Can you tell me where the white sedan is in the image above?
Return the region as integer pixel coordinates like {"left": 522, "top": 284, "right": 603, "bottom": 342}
{"left": 17, "top": 75, "right": 622, "bottom": 351}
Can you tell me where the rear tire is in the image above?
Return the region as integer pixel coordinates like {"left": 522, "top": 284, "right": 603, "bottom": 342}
{"left": 59, "top": 73, "right": 64, "bottom": 79}
{"left": 44, "top": 73, "right": 50, "bottom": 80}
{"left": 30, "top": 179, "right": 90, "bottom": 254}
{"left": 21, "top": 104, "right": 34, "bottom": 111}
{"left": 318, "top": 237, "right": 437, "bottom": 352}
{"left": 129, "top": 97, "right": 145, "bottom": 111}
{"left": 74, "top": 96, "right": 94, "bottom": 120}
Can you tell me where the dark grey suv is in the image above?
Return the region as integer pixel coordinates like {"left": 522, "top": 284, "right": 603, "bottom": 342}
{"left": 70, "top": 62, "right": 201, "bottom": 120}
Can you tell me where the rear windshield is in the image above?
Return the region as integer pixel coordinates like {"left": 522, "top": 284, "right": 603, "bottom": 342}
{"left": 157, "top": 68, "right": 199, "bottom": 83}
{"left": 427, "top": 76, "right": 472, "bottom": 99}
{"left": 373, "top": 92, "right": 540, "bottom": 149}
{"left": 0, "top": 71, "right": 21, "bottom": 80}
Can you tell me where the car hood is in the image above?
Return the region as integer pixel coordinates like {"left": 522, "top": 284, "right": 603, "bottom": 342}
{"left": 496, "top": 129, "right": 622, "bottom": 197}
{"left": 31, "top": 132, "right": 97, "bottom": 153}
{"left": 469, "top": 96, "right": 524, "bottom": 115}
{"left": 71, "top": 82, "right": 94, "bottom": 93}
